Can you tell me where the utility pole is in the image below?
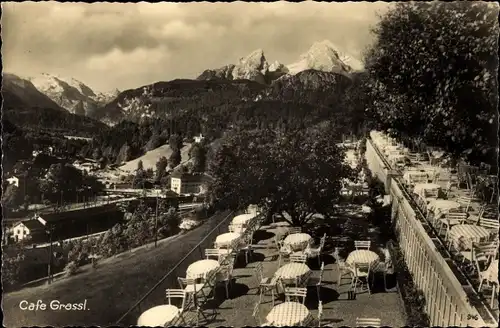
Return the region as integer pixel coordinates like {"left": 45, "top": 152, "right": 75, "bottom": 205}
{"left": 47, "top": 225, "right": 54, "bottom": 284}
{"left": 154, "top": 188, "right": 159, "bottom": 247}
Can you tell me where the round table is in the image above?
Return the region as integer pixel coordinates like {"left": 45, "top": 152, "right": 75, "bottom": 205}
{"left": 413, "top": 183, "right": 440, "bottom": 197}
{"left": 266, "top": 302, "right": 310, "bottom": 326}
{"left": 448, "top": 225, "right": 490, "bottom": 250}
{"left": 232, "top": 213, "right": 255, "bottom": 225}
{"left": 215, "top": 232, "right": 241, "bottom": 248}
{"left": 346, "top": 250, "right": 380, "bottom": 266}
{"left": 427, "top": 199, "right": 461, "bottom": 217}
{"left": 137, "top": 305, "right": 179, "bottom": 326}
{"left": 283, "top": 233, "right": 312, "bottom": 252}
{"left": 275, "top": 263, "right": 311, "bottom": 284}
{"left": 186, "top": 259, "right": 220, "bottom": 279}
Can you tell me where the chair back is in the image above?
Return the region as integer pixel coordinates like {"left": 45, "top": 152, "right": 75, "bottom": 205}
{"left": 205, "top": 248, "right": 221, "bottom": 260}
{"left": 479, "top": 217, "right": 500, "bottom": 230}
{"left": 289, "top": 227, "right": 302, "bottom": 234}
{"left": 290, "top": 254, "right": 307, "bottom": 264}
{"left": 456, "top": 196, "right": 473, "bottom": 212}
{"left": 355, "top": 240, "right": 371, "bottom": 250}
{"left": 284, "top": 287, "right": 307, "bottom": 304}
{"left": 444, "top": 212, "right": 467, "bottom": 225}
{"left": 423, "top": 189, "right": 439, "bottom": 199}
{"left": 177, "top": 277, "right": 196, "bottom": 290}
{"left": 356, "top": 317, "right": 381, "bottom": 327}
{"left": 165, "top": 289, "right": 186, "bottom": 310}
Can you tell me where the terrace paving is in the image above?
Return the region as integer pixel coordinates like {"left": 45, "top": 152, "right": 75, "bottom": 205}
{"left": 203, "top": 206, "right": 406, "bottom": 327}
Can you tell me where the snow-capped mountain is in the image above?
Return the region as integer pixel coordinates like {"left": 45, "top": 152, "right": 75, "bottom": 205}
{"left": 286, "top": 40, "right": 353, "bottom": 75}
{"left": 197, "top": 40, "right": 353, "bottom": 84}
{"left": 28, "top": 73, "right": 120, "bottom": 116}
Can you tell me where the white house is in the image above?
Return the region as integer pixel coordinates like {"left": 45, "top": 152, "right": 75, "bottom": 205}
{"left": 194, "top": 134, "right": 205, "bottom": 143}
{"left": 11, "top": 220, "right": 45, "bottom": 242}
{"left": 7, "top": 176, "right": 19, "bottom": 187}
{"left": 170, "top": 172, "right": 211, "bottom": 195}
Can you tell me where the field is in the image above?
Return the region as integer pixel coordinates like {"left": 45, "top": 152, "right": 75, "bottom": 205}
{"left": 119, "top": 143, "right": 192, "bottom": 173}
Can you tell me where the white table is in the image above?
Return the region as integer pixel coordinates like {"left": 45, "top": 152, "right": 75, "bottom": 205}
{"left": 275, "top": 263, "right": 311, "bottom": 283}
{"left": 346, "top": 250, "right": 380, "bottom": 266}
{"left": 448, "top": 225, "right": 490, "bottom": 250}
{"left": 137, "top": 304, "right": 179, "bottom": 326}
{"left": 413, "top": 183, "right": 441, "bottom": 197}
{"left": 283, "top": 233, "right": 312, "bottom": 252}
{"left": 427, "top": 199, "right": 461, "bottom": 217}
{"left": 186, "top": 259, "right": 220, "bottom": 279}
{"left": 266, "top": 301, "right": 311, "bottom": 326}
{"left": 215, "top": 232, "right": 241, "bottom": 248}
{"left": 232, "top": 213, "right": 255, "bottom": 225}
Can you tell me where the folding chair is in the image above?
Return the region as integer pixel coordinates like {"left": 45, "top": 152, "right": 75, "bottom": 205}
{"left": 164, "top": 289, "right": 188, "bottom": 326}
{"left": 306, "top": 234, "right": 326, "bottom": 266}
{"left": 284, "top": 287, "right": 307, "bottom": 304}
{"left": 255, "top": 262, "right": 280, "bottom": 307}
{"left": 205, "top": 248, "right": 222, "bottom": 260}
{"left": 438, "top": 212, "right": 467, "bottom": 240}
{"left": 351, "top": 263, "right": 372, "bottom": 295}
{"left": 288, "top": 226, "right": 302, "bottom": 234}
{"left": 337, "top": 258, "right": 354, "bottom": 286}
{"left": 354, "top": 240, "right": 371, "bottom": 250}
{"left": 289, "top": 254, "right": 307, "bottom": 264}
{"left": 456, "top": 196, "right": 473, "bottom": 214}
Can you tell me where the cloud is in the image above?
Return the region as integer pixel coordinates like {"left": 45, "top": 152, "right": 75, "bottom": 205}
{"left": 2, "top": 1, "right": 390, "bottom": 91}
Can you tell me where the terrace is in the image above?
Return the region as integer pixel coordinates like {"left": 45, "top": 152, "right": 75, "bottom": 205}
{"left": 117, "top": 192, "right": 407, "bottom": 327}
{"left": 368, "top": 131, "right": 499, "bottom": 326}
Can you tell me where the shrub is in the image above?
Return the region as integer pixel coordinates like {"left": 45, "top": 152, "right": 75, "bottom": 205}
{"left": 64, "top": 261, "right": 79, "bottom": 276}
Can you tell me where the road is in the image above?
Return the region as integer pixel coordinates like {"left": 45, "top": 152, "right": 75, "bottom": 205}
{"left": 3, "top": 210, "right": 232, "bottom": 327}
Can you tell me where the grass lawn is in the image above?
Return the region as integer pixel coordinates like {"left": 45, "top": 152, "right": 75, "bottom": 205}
{"left": 2, "top": 211, "right": 231, "bottom": 327}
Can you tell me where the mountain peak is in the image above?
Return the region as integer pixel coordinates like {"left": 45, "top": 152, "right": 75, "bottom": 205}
{"left": 287, "top": 40, "right": 351, "bottom": 75}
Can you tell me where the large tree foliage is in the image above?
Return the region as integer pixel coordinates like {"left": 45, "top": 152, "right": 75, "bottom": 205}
{"left": 208, "top": 124, "right": 354, "bottom": 226}
{"left": 365, "top": 2, "right": 498, "bottom": 165}
{"left": 38, "top": 163, "right": 104, "bottom": 204}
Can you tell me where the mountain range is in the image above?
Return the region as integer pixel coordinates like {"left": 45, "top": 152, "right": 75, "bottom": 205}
{"left": 3, "top": 40, "right": 358, "bottom": 128}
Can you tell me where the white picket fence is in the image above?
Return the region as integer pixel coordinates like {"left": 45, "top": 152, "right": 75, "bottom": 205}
{"left": 365, "top": 136, "right": 495, "bottom": 327}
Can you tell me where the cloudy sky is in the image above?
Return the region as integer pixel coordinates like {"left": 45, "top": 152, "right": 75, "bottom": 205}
{"left": 2, "top": 1, "right": 390, "bottom": 92}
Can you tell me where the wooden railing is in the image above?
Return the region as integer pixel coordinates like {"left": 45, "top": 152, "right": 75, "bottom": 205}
{"left": 365, "top": 136, "right": 497, "bottom": 327}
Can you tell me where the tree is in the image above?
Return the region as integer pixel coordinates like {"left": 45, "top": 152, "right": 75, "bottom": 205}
{"left": 189, "top": 143, "right": 207, "bottom": 173}
{"left": 364, "top": 2, "right": 498, "bottom": 165}
{"left": 2, "top": 246, "right": 26, "bottom": 289}
{"left": 169, "top": 134, "right": 183, "bottom": 151}
{"left": 133, "top": 160, "right": 148, "bottom": 189}
{"left": 208, "top": 124, "right": 354, "bottom": 226}
{"left": 155, "top": 156, "right": 169, "bottom": 183}
{"left": 169, "top": 149, "right": 182, "bottom": 168}
{"left": 2, "top": 184, "right": 23, "bottom": 211}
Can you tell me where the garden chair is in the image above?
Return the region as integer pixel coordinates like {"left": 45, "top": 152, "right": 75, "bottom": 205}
{"left": 289, "top": 253, "right": 307, "bottom": 264}
{"left": 356, "top": 317, "right": 381, "bottom": 327}
{"left": 351, "top": 263, "right": 372, "bottom": 295}
{"left": 164, "top": 289, "right": 189, "bottom": 326}
{"left": 437, "top": 212, "right": 467, "bottom": 240}
{"left": 354, "top": 240, "right": 371, "bottom": 250}
{"left": 337, "top": 258, "right": 354, "bottom": 286}
{"left": 255, "top": 262, "right": 280, "bottom": 307}
{"left": 215, "top": 264, "right": 233, "bottom": 299}
{"left": 205, "top": 248, "right": 222, "bottom": 260}
{"left": 443, "top": 180, "right": 458, "bottom": 199}
{"left": 277, "top": 239, "right": 292, "bottom": 267}
{"left": 479, "top": 217, "right": 500, "bottom": 233}
{"left": 284, "top": 287, "right": 307, "bottom": 304}
{"left": 252, "top": 302, "right": 273, "bottom": 326}
{"left": 288, "top": 226, "right": 302, "bottom": 234}
{"left": 305, "top": 233, "right": 326, "bottom": 266}
{"left": 307, "top": 262, "right": 325, "bottom": 301}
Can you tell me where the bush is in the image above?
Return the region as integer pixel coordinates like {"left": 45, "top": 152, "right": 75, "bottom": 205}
{"left": 388, "top": 241, "right": 431, "bottom": 326}
{"left": 64, "top": 261, "right": 79, "bottom": 276}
